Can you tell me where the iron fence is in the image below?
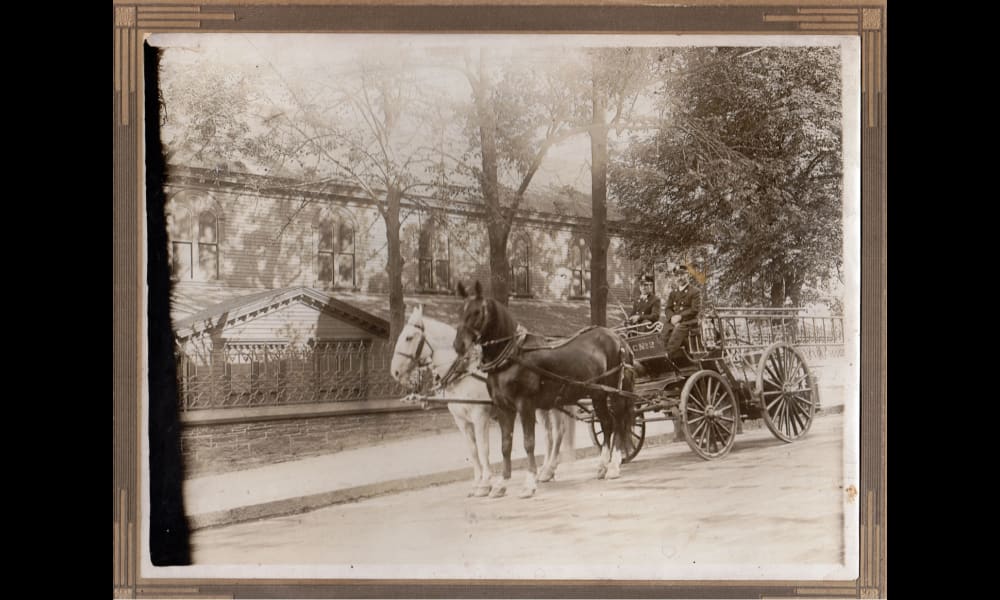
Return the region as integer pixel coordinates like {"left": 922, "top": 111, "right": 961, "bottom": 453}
{"left": 175, "top": 339, "right": 409, "bottom": 411}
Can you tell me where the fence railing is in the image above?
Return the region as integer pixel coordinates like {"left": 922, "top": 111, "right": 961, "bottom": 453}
{"left": 175, "top": 339, "right": 409, "bottom": 411}
{"left": 700, "top": 309, "right": 845, "bottom": 365}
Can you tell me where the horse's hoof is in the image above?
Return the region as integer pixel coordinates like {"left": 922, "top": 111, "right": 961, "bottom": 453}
{"left": 596, "top": 465, "right": 608, "bottom": 480}
{"left": 537, "top": 468, "right": 555, "bottom": 483}
{"left": 606, "top": 466, "right": 621, "bottom": 480}
{"left": 473, "top": 484, "right": 492, "bottom": 497}
{"left": 518, "top": 487, "right": 536, "bottom": 499}
{"left": 489, "top": 486, "right": 507, "bottom": 498}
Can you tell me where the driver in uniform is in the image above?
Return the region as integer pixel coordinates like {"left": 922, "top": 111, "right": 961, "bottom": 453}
{"left": 627, "top": 274, "right": 661, "bottom": 333}
{"left": 661, "top": 265, "right": 702, "bottom": 370}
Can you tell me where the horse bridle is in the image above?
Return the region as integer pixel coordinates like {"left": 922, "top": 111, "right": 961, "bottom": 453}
{"left": 393, "top": 322, "right": 435, "bottom": 376}
{"left": 461, "top": 298, "right": 491, "bottom": 344}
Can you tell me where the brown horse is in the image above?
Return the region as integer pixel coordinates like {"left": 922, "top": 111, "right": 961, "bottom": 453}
{"left": 454, "top": 281, "right": 636, "bottom": 498}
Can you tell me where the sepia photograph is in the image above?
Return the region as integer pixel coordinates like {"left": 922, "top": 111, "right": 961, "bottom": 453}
{"left": 139, "top": 32, "right": 861, "bottom": 582}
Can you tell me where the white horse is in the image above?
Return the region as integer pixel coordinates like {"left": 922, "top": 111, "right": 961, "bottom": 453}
{"left": 390, "top": 305, "right": 575, "bottom": 498}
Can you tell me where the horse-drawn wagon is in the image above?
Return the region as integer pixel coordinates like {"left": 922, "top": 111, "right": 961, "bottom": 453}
{"left": 393, "top": 284, "right": 828, "bottom": 498}
{"left": 583, "top": 308, "right": 820, "bottom": 461}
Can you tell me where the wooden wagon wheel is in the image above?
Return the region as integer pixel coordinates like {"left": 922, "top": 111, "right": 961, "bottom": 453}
{"left": 754, "top": 341, "right": 817, "bottom": 442}
{"left": 680, "top": 370, "right": 739, "bottom": 460}
{"left": 588, "top": 409, "right": 646, "bottom": 463}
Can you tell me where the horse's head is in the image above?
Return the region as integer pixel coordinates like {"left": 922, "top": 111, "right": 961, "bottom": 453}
{"left": 391, "top": 304, "right": 431, "bottom": 389}
{"left": 454, "top": 280, "right": 490, "bottom": 356}
{"left": 455, "top": 280, "right": 517, "bottom": 359}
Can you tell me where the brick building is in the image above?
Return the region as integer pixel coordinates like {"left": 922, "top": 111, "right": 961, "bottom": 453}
{"left": 162, "top": 166, "right": 657, "bottom": 475}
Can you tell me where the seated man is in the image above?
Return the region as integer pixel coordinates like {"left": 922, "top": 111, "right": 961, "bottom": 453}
{"left": 627, "top": 274, "right": 661, "bottom": 333}
{"left": 661, "top": 265, "right": 702, "bottom": 368}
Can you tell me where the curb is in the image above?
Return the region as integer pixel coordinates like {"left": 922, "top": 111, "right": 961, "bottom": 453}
{"left": 188, "top": 438, "right": 625, "bottom": 531}
{"left": 188, "top": 407, "right": 844, "bottom": 530}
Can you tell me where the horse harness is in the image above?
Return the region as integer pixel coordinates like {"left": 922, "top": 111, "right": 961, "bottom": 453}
{"left": 395, "top": 321, "right": 490, "bottom": 406}
{"left": 474, "top": 324, "right": 638, "bottom": 412}
{"left": 393, "top": 321, "right": 435, "bottom": 376}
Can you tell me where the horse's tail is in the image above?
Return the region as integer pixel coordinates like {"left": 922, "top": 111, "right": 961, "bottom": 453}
{"left": 620, "top": 383, "right": 636, "bottom": 457}
{"left": 616, "top": 336, "right": 637, "bottom": 458}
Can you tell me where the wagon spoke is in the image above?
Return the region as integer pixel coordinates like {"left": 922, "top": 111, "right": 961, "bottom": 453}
{"left": 793, "top": 393, "right": 814, "bottom": 418}
{"left": 691, "top": 419, "right": 707, "bottom": 441}
{"left": 771, "top": 352, "right": 786, "bottom": 381}
{"left": 783, "top": 348, "right": 793, "bottom": 381}
{"left": 788, "top": 392, "right": 815, "bottom": 406}
{"left": 764, "top": 361, "right": 782, "bottom": 386}
{"left": 686, "top": 405, "right": 706, "bottom": 415}
{"left": 782, "top": 397, "right": 793, "bottom": 435}
{"left": 787, "top": 370, "right": 809, "bottom": 390}
{"left": 761, "top": 389, "right": 785, "bottom": 396}
{"left": 766, "top": 393, "right": 784, "bottom": 411}
{"left": 694, "top": 418, "right": 707, "bottom": 437}
{"left": 772, "top": 395, "right": 786, "bottom": 423}
{"left": 687, "top": 414, "right": 706, "bottom": 425}
{"left": 688, "top": 388, "right": 707, "bottom": 410}
{"left": 790, "top": 405, "right": 804, "bottom": 435}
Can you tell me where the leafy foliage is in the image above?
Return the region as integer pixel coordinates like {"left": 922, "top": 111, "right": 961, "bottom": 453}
{"left": 611, "top": 47, "right": 843, "bottom": 307}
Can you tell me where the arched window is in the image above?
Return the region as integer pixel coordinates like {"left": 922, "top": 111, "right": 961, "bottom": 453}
{"left": 417, "top": 218, "right": 450, "bottom": 292}
{"left": 198, "top": 211, "right": 219, "bottom": 280}
{"left": 168, "top": 205, "right": 193, "bottom": 281}
{"left": 510, "top": 234, "right": 531, "bottom": 296}
{"left": 317, "top": 212, "right": 356, "bottom": 288}
{"left": 570, "top": 237, "right": 591, "bottom": 298}
{"left": 167, "top": 200, "right": 221, "bottom": 282}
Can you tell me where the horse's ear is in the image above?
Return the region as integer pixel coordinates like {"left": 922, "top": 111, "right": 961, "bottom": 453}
{"left": 474, "top": 280, "right": 483, "bottom": 299}
{"left": 457, "top": 282, "right": 467, "bottom": 298}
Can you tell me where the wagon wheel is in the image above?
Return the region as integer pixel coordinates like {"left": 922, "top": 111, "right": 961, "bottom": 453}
{"left": 588, "top": 410, "right": 646, "bottom": 463}
{"left": 755, "top": 342, "right": 817, "bottom": 442}
{"left": 680, "top": 370, "right": 739, "bottom": 460}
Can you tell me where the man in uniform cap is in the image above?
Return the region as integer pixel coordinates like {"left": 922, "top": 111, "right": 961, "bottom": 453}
{"left": 661, "top": 265, "right": 702, "bottom": 367}
{"left": 628, "top": 274, "right": 661, "bottom": 332}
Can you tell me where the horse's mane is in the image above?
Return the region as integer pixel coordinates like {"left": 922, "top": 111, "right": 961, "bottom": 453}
{"left": 484, "top": 298, "right": 518, "bottom": 340}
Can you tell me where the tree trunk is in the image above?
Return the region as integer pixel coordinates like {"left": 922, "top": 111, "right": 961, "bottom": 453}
{"left": 471, "top": 51, "right": 511, "bottom": 305}
{"left": 488, "top": 224, "right": 511, "bottom": 305}
{"left": 385, "top": 186, "right": 405, "bottom": 344}
{"left": 769, "top": 276, "right": 785, "bottom": 308}
{"left": 589, "top": 72, "right": 609, "bottom": 327}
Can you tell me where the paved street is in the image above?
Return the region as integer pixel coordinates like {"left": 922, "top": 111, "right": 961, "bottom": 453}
{"left": 190, "top": 413, "right": 852, "bottom": 579}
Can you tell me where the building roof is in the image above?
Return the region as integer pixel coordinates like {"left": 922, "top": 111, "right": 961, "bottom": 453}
{"left": 164, "top": 164, "right": 624, "bottom": 223}
{"left": 171, "top": 286, "right": 390, "bottom": 339}
{"left": 170, "top": 286, "right": 595, "bottom": 340}
{"left": 335, "top": 292, "right": 594, "bottom": 338}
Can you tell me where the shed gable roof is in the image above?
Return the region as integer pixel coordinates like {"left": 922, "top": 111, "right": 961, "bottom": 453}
{"left": 172, "top": 286, "right": 390, "bottom": 340}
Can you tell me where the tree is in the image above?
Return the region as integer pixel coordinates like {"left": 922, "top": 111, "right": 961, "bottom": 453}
{"left": 160, "top": 49, "right": 448, "bottom": 343}
{"left": 578, "top": 48, "right": 655, "bottom": 325}
{"left": 282, "top": 54, "right": 447, "bottom": 342}
{"left": 611, "top": 47, "right": 843, "bottom": 307}
{"left": 451, "top": 49, "right": 585, "bottom": 304}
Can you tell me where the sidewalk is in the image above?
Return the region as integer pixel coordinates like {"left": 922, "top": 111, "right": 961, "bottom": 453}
{"left": 184, "top": 378, "right": 846, "bottom": 530}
